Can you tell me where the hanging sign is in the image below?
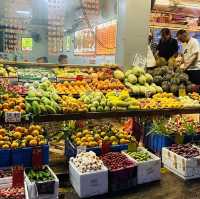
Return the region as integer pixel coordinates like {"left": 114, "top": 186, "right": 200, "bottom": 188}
{"left": 22, "top": 37, "right": 33, "bottom": 51}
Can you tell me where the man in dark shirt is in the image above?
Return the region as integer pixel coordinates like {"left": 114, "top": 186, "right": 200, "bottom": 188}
{"left": 157, "top": 28, "right": 178, "bottom": 61}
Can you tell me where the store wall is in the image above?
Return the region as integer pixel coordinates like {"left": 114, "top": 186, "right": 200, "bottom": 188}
{"left": 48, "top": 0, "right": 117, "bottom": 64}
{"left": 116, "top": 0, "right": 151, "bottom": 67}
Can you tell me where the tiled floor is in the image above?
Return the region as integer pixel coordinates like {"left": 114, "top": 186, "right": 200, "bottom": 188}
{"left": 59, "top": 172, "right": 200, "bottom": 199}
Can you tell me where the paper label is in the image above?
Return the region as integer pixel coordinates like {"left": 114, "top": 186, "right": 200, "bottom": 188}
{"left": 5, "top": 112, "right": 21, "bottom": 123}
{"left": 128, "top": 142, "right": 137, "bottom": 152}
{"left": 77, "top": 146, "right": 87, "bottom": 154}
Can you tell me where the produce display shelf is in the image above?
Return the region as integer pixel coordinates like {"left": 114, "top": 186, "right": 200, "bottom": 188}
{"left": 33, "top": 108, "right": 200, "bottom": 122}
{"left": 1, "top": 108, "right": 200, "bottom": 124}
{"left": 0, "top": 61, "right": 119, "bottom": 69}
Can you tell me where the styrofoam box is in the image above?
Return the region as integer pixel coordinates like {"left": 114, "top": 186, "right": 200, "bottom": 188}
{"left": 25, "top": 165, "right": 59, "bottom": 199}
{"left": 123, "top": 147, "right": 161, "bottom": 184}
{"left": 0, "top": 176, "right": 12, "bottom": 186}
{"left": 69, "top": 161, "right": 108, "bottom": 198}
{"left": 162, "top": 147, "right": 200, "bottom": 180}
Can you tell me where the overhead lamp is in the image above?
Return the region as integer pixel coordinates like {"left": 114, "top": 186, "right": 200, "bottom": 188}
{"left": 16, "top": 10, "right": 31, "bottom": 15}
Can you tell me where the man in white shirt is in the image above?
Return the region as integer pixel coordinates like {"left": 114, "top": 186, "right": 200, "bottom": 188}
{"left": 177, "top": 29, "right": 200, "bottom": 69}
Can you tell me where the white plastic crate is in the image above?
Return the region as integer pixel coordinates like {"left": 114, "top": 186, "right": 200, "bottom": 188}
{"left": 69, "top": 160, "right": 108, "bottom": 198}
{"left": 25, "top": 166, "right": 59, "bottom": 199}
{"left": 123, "top": 147, "right": 161, "bottom": 184}
{"left": 162, "top": 147, "right": 200, "bottom": 180}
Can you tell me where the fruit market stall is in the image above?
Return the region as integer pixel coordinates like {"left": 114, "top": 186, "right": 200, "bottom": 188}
{"left": 1, "top": 61, "right": 200, "bottom": 198}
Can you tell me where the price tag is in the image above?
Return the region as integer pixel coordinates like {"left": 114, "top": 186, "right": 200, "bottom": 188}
{"left": 77, "top": 146, "right": 87, "bottom": 154}
{"left": 101, "top": 141, "right": 111, "bottom": 155}
{"left": 12, "top": 166, "right": 24, "bottom": 188}
{"left": 32, "top": 147, "right": 43, "bottom": 170}
{"left": 128, "top": 141, "right": 137, "bottom": 152}
{"left": 5, "top": 112, "right": 21, "bottom": 123}
{"left": 76, "top": 75, "right": 83, "bottom": 81}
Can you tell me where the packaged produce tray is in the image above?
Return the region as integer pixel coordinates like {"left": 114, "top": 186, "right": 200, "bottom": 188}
{"left": 69, "top": 160, "right": 108, "bottom": 198}
{"left": 25, "top": 165, "right": 59, "bottom": 199}
{"left": 123, "top": 147, "right": 161, "bottom": 184}
{"left": 0, "top": 145, "right": 49, "bottom": 168}
{"left": 66, "top": 140, "right": 128, "bottom": 157}
{"left": 108, "top": 161, "right": 137, "bottom": 193}
{"left": 162, "top": 147, "right": 200, "bottom": 180}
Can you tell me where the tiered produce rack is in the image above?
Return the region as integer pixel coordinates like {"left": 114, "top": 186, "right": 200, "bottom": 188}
{"left": 1, "top": 61, "right": 200, "bottom": 198}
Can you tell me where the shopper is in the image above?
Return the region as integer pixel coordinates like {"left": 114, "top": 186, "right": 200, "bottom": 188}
{"left": 36, "top": 57, "right": 48, "bottom": 63}
{"left": 177, "top": 29, "right": 200, "bottom": 69}
{"left": 156, "top": 28, "right": 178, "bottom": 61}
{"left": 58, "top": 54, "right": 68, "bottom": 65}
{"left": 149, "top": 30, "right": 157, "bottom": 56}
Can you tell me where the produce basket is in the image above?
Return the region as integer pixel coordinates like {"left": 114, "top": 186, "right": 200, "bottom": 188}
{"left": 162, "top": 147, "right": 200, "bottom": 180}
{"left": 66, "top": 140, "right": 128, "bottom": 157}
{"left": 108, "top": 163, "right": 137, "bottom": 192}
{"left": 69, "top": 160, "right": 108, "bottom": 198}
{"left": 145, "top": 133, "right": 174, "bottom": 154}
{"left": 25, "top": 165, "right": 59, "bottom": 199}
{"left": 123, "top": 147, "right": 161, "bottom": 184}
{"left": 0, "top": 149, "right": 11, "bottom": 167}
{"left": 11, "top": 145, "right": 49, "bottom": 167}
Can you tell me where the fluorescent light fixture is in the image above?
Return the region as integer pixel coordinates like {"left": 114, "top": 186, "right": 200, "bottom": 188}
{"left": 16, "top": 10, "right": 31, "bottom": 15}
{"left": 178, "top": 3, "right": 200, "bottom": 9}
{"left": 155, "top": 0, "right": 170, "bottom": 6}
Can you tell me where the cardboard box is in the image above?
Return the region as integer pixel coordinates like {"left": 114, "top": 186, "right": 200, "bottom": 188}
{"left": 124, "top": 147, "right": 161, "bottom": 184}
{"left": 69, "top": 161, "right": 108, "bottom": 198}
{"left": 25, "top": 166, "right": 59, "bottom": 199}
{"left": 162, "top": 147, "right": 200, "bottom": 180}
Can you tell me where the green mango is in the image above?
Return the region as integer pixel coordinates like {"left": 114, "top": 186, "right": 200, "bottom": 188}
{"left": 41, "top": 97, "right": 52, "bottom": 105}
{"left": 40, "top": 104, "right": 46, "bottom": 113}
{"left": 32, "top": 101, "right": 41, "bottom": 114}
{"left": 25, "top": 102, "right": 32, "bottom": 113}
{"left": 45, "top": 105, "right": 57, "bottom": 114}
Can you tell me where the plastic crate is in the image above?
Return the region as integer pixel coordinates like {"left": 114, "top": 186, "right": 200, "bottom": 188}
{"left": 0, "top": 149, "right": 11, "bottom": 168}
{"left": 66, "top": 141, "right": 128, "bottom": 157}
{"left": 145, "top": 134, "right": 174, "bottom": 154}
{"left": 108, "top": 165, "right": 137, "bottom": 192}
{"left": 11, "top": 145, "right": 49, "bottom": 167}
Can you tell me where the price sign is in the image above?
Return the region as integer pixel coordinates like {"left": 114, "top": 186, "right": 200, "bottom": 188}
{"left": 101, "top": 141, "right": 111, "bottom": 155}
{"left": 5, "top": 112, "right": 21, "bottom": 123}
{"left": 77, "top": 146, "right": 87, "bottom": 154}
{"left": 12, "top": 166, "right": 24, "bottom": 188}
{"left": 22, "top": 37, "right": 33, "bottom": 51}
{"left": 128, "top": 142, "right": 137, "bottom": 152}
{"left": 76, "top": 75, "right": 83, "bottom": 81}
{"left": 32, "top": 147, "right": 43, "bottom": 170}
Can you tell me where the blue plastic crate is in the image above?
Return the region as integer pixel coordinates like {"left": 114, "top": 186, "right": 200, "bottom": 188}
{"left": 0, "top": 149, "right": 11, "bottom": 168}
{"left": 12, "top": 148, "right": 23, "bottom": 166}
{"left": 11, "top": 145, "right": 49, "bottom": 167}
{"left": 146, "top": 133, "right": 174, "bottom": 154}
{"left": 66, "top": 141, "right": 128, "bottom": 157}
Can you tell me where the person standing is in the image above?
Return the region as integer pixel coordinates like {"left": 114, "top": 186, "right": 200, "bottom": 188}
{"left": 177, "top": 29, "right": 200, "bottom": 69}
{"left": 58, "top": 54, "right": 68, "bottom": 65}
{"left": 156, "top": 28, "right": 178, "bottom": 61}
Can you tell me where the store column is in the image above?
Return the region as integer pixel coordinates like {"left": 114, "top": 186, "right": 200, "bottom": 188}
{"left": 116, "top": 0, "right": 151, "bottom": 67}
